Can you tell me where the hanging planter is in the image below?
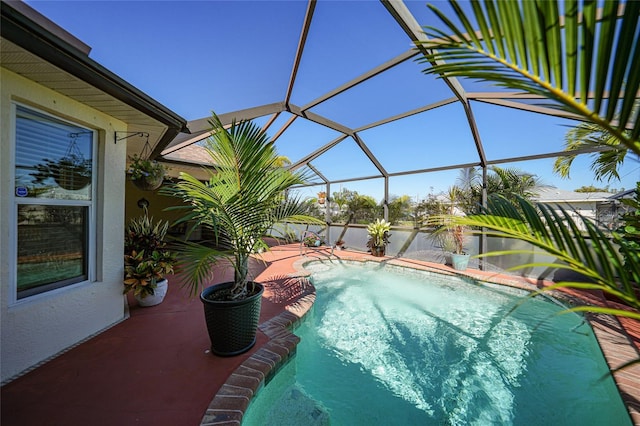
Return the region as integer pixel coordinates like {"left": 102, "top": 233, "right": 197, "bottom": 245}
{"left": 127, "top": 154, "right": 167, "bottom": 191}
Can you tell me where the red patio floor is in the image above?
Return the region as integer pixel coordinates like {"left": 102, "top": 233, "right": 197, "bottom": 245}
{"left": 2, "top": 244, "right": 639, "bottom": 425}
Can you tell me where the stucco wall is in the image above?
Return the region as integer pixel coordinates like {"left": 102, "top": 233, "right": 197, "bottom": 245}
{"left": 1, "top": 69, "right": 128, "bottom": 382}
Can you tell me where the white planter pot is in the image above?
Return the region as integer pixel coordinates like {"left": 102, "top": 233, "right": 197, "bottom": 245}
{"left": 135, "top": 278, "right": 168, "bottom": 307}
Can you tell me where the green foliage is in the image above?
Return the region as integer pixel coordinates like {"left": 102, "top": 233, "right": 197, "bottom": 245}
{"left": 554, "top": 122, "right": 632, "bottom": 183}
{"left": 574, "top": 185, "right": 616, "bottom": 193}
{"left": 388, "top": 195, "right": 413, "bottom": 225}
{"left": 420, "top": 0, "right": 640, "bottom": 346}
{"left": 124, "top": 249, "right": 176, "bottom": 298}
{"left": 303, "top": 233, "right": 324, "bottom": 247}
{"left": 414, "top": 193, "right": 448, "bottom": 228}
{"left": 430, "top": 195, "right": 640, "bottom": 320}
{"left": 456, "top": 166, "right": 545, "bottom": 215}
{"left": 127, "top": 154, "right": 167, "bottom": 181}
{"left": 165, "top": 113, "right": 322, "bottom": 299}
{"left": 366, "top": 218, "right": 391, "bottom": 248}
{"left": 418, "top": 0, "right": 640, "bottom": 153}
{"left": 615, "top": 183, "right": 640, "bottom": 271}
{"left": 123, "top": 214, "right": 175, "bottom": 298}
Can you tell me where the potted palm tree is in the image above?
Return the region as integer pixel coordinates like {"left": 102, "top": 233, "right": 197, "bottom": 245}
{"left": 123, "top": 213, "right": 176, "bottom": 307}
{"left": 366, "top": 218, "right": 391, "bottom": 257}
{"left": 167, "top": 113, "right": 321, "bottom": 356}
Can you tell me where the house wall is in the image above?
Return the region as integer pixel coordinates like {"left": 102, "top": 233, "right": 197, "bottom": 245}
{"left": 1, "top": 69, "right": 128, "bottom": 382}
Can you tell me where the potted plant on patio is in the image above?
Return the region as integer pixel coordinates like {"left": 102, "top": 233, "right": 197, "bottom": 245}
{"left": 303, "top": 233, "right": 323, "bottom": 247}
{"left": 449, "top": 224, "right": 470, "bottom": 271}
{"left": 366, "top": 218, "right": 391, "bottom": 257}
{"left": 123, "top": 213, "right": 176, "bottom": 307}
{"left": 127, "top": 154, "right": 168, "bottom": 191}
{"left": 166, "top": 113, "right": 321, "bottom": 356}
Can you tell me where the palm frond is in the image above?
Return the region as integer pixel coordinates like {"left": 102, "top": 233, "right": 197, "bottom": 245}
{"left": 418, "top": 0, "right": 640, "bottom": 155}
{"left": 164, "top": 113, "right": 322, "bottom": 297}
{"left": 431, "top": 195, "right": 640, "bottom": 314}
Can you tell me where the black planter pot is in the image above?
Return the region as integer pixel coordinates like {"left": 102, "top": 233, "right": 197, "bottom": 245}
{"left": 370, "top": 246, "right": 386, "bottom": 257}
{"left": 200, "top": 282, "right": 264, "bottom": 356}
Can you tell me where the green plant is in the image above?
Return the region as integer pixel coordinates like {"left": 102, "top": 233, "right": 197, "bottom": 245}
{"left": 123, "top": 214, "right": 175, "bottom": 298}
{"left": 433, "top": 195, "right": 640, "bottom": 317}
{"left": 166, "top": 113, "right": 322, "bottom": 300}
{"left": 124, "top": 249, "right": 176, "bottom": 298}
{"left": 127, "top": 154, "right": 167, "bottom": 182}
{"left": 418, "top": 0, "right": 640, "bottom": 154}
{"left": 419, "top": 0, "right": 640, "bottom": 334}
{"left": 303, "top": 233, "right": 323, "bottom": 247}
{"left": 615, "top": 182, "right": 640, "bottom": 271}
{"left": 366, "top": 218, "right": 391, "bottom": 249}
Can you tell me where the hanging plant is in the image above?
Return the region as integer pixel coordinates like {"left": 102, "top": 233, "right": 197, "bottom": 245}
{"left": 127, "top": 154, "right": 167, "bottom": 191}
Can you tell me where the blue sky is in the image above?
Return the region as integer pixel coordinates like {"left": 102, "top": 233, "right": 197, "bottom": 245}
{"left": 25, "top": 0, "right": 639, "bottom": 202}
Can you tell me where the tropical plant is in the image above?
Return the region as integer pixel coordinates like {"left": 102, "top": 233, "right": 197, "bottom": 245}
{"left": 166, "top": 113, "right": 321, "bottom": 299}
{"left": 366, "top": 218, "right": 391, "bottom": 249}
{"left": 554, "top": 122, "right": 634, "bottom": 183}
{"left": 615, "top": 182, "right": 640, "bottom": 271}
{"left": 435, "top": 195, "right": 640, "bottom": 318}
{"left": 123, "top": 213, "right": 176, "bottom": 298}
{"left": 457, "top": 166, "right": 547, "bottom": 214}
{"left": 124, "top": 249, "right": 176, "bottom": 298}
{"left": 419, "top": 0, "right": 640, "bottom": 327}
{"left": 303, "top": 233, "right": 323, "bottom": 247}
{"left": 418, "top": 0, "right": 640, "bottom": 155}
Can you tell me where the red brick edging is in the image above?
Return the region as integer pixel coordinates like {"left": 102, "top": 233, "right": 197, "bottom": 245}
{"left": 199, "top": 280, "right": 316, "bottom": 426}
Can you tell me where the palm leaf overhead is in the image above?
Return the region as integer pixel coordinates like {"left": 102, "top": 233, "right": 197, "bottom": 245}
{"left": 433, "top": 195, "right": 640, "bottom": 320}
{"left": 417, "top": 0, "right": 640, "bottom": 155}
{"left": 166, "top": 114, "right": 321, "bottom": 298}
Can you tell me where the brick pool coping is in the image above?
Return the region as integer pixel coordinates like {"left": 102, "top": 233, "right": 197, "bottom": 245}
{"left": 200, "top": 251, "right": 640, "bottom": 425}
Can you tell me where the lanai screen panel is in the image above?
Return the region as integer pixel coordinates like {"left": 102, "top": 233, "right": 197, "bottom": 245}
{"left": 273, "top": 117, "right": 343, "bottom": 164}
{"left": 308, "top": 60, "right": 454, "bottom": 130}
{"left": 358, "top": 103, "right": 479, "bottom": 174}
{"left": 289, "top": 0, "right": 412, "bottom": 107}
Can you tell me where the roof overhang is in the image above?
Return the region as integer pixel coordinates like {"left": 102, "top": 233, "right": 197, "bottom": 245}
{"left": 0, "top": 0, "right": 189, "bottom": 159}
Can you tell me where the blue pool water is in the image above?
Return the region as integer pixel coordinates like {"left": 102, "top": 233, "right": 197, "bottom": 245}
{"left": 243, "top": 261, "right": 630, "bottom": 425}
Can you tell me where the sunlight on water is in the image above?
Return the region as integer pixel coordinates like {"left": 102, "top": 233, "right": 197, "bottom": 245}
{"left": 244, "top": 261, "right": 630, "bottom": 426}
{"left": 314, "top": 263, "right": 531, "bottom": 424}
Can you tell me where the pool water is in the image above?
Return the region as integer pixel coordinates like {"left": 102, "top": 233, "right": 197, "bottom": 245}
{"left": 243, "top": 261, "right": 630, "bottom": 425}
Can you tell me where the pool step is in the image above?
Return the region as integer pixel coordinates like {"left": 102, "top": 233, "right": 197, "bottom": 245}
{"left": 261, "top": 384, "right": 330, "bottom": 426}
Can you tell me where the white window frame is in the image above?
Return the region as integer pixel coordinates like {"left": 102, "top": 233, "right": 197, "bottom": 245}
{"left": 9, "top": 102, "right": 97, "bottom": 305}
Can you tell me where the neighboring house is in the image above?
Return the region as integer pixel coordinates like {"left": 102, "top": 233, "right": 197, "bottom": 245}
{"left": 0, "top": 1, "right": 187, "bottom": 383}
{"left": 533, "top": 187, "right": 617, "bottom": 230}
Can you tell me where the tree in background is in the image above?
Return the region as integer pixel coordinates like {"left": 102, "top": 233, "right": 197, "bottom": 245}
{"left": 456, "top": 166, "right": 547, "bottom": 215}
{"left": 387, "top": 194, "right": 413, "bottom": 225}
{"left": 574, "top": 185, "right": 618, "bottom": 193}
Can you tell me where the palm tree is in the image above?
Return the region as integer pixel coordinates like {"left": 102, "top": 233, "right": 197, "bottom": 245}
{"left": 418, "top": 0, "right": 640, "bottom": 321}
{"left": 458, "top": 166, "right": 547, "bottom": 214}
{"left": 554, "top": 122, "right": 636, "bottom": 183}
{"left": 417, "top": 0, "right": 640, "bottom": 154}
{"left": 167, "top": 114, "right": 321, "bottom": 299}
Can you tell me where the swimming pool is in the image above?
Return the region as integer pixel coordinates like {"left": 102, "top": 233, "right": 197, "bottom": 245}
{"left": 243, "top": 261, "right": 630, "bottom": 425}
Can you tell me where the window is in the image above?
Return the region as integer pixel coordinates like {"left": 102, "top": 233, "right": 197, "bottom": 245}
{"left": 14, "top": 105, "right": 95, "bottom": 299}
